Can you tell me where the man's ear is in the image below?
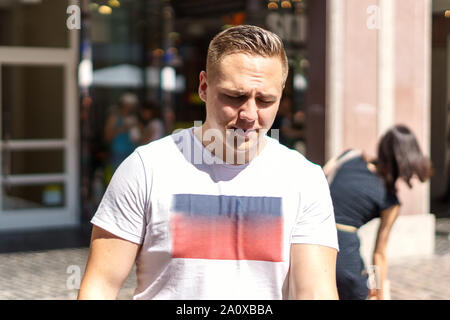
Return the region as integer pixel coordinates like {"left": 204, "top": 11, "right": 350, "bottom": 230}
{"left": 198, "top": 71, "right": 208, "bottom": 102}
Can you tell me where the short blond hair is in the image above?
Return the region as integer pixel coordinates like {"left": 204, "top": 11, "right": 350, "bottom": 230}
{"left": 206, "top": 25, "right": 289, "bottom": 84}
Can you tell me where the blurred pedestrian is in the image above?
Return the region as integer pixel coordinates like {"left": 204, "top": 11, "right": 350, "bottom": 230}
{"left": 103, "top": 93, "right": 140, "bottom": 170}
{"left": 271, "top": 96, "right": 303, "bottom": 148}
{"left": 162, "top": 106, "right": 176, "bottom": 135}
{"left": 323, "top": 124, "right": 432, "bottom": 300}
{"left": 138, "top": 101, "right": 165, "bottom": 145}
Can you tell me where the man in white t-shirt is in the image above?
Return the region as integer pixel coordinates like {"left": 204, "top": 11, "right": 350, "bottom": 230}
{"left": 78, "top": 25, "right": 339, "bottom": 300}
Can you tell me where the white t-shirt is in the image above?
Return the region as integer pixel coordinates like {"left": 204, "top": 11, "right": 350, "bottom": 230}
{"left": 91, "top": 127, "right": 338, "bottom": 300}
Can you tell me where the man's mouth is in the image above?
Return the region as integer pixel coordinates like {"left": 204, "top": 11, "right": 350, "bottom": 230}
{"left": 229, "top": 127, "right": 257, "bottom": 138}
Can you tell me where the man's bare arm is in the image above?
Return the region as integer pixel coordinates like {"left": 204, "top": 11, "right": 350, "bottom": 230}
{"left": 78, "top": 226, "right": 141, "bottom": 300}
{"left": 288, "top": 244, "right": 339, "bottom": 300}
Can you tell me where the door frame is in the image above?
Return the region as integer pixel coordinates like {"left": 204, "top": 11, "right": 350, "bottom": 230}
{"left": 0, "top": 7, "right": 79, "bottom": 231}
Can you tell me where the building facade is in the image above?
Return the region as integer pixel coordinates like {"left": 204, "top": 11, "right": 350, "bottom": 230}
{"left": 0, "top": 0, "right": 448, "bottom": 261}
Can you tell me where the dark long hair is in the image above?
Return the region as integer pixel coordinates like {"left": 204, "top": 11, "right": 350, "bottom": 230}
{"left": 376, "top": 124, "right": 432, "bottom": 194}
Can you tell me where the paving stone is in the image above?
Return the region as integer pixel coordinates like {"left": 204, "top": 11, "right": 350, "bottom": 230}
{"left": 0, "top": 221, "right": 449, "bottom": 300}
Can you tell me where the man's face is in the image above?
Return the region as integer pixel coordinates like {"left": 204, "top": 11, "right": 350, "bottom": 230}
{"left": 198, "top": 53, "right": 284, "bottom": 159}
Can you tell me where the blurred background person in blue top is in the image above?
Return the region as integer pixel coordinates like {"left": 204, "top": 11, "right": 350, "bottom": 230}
{"left": 138, "top": 101, "right": 165, "bottom": 145}
{"left": 103, "top": 93, "right": 140, "bottom": 171}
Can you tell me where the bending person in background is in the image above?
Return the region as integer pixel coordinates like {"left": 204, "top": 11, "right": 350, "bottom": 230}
{"left": 323, "top": 124, "right": 432, "bottom": 300}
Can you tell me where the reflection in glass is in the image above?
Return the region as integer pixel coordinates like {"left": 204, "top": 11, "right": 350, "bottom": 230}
{"left": 8, "top": 149, "right": 64, "bottom": 175}
{"left": 1, "top": 65, "right": 64, "bottom": 140}
{"left": 3, "top": 183, "right": 65, "bottom": 210}
{"left": 0, "top": 0, "right": 68, "bottom": 48}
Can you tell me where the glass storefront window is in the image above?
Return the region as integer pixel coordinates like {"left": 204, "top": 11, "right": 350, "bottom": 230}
{"left": 2, "top": 183, "right": 65, "bottom": 210}
{"left": 9, "top": 150, "right": 64, "bottom": 175}
{"left": 0, "top": 0, "right": 69, "bottom": 48}
{"left": 1, "top": 65, "right": 64, "bottom": 140}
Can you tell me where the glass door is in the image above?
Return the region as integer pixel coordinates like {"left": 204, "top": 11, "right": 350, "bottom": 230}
{"left": 0, "top": 0, "right": 79, "bottom": 231}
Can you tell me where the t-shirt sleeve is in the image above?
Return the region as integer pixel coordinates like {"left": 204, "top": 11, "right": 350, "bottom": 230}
{"left": 290, "top": 164, "right": 339, "bottom": 251}
{"left": 90, "top": 150, "right": 149, "bottom": 244}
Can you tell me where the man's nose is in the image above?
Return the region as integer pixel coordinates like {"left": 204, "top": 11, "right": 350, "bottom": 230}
{"left": 239, "top": 99, "right": 258, "bottom": 122}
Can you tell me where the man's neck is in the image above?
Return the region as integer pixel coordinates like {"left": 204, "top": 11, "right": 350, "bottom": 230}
{"left": 193, "top": 126, "right": 267, "bottom": 165}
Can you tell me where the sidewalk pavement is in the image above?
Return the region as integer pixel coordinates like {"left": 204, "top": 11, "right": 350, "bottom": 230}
{"left": 0, "top": 219, "right": 449, "bottom": 300}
